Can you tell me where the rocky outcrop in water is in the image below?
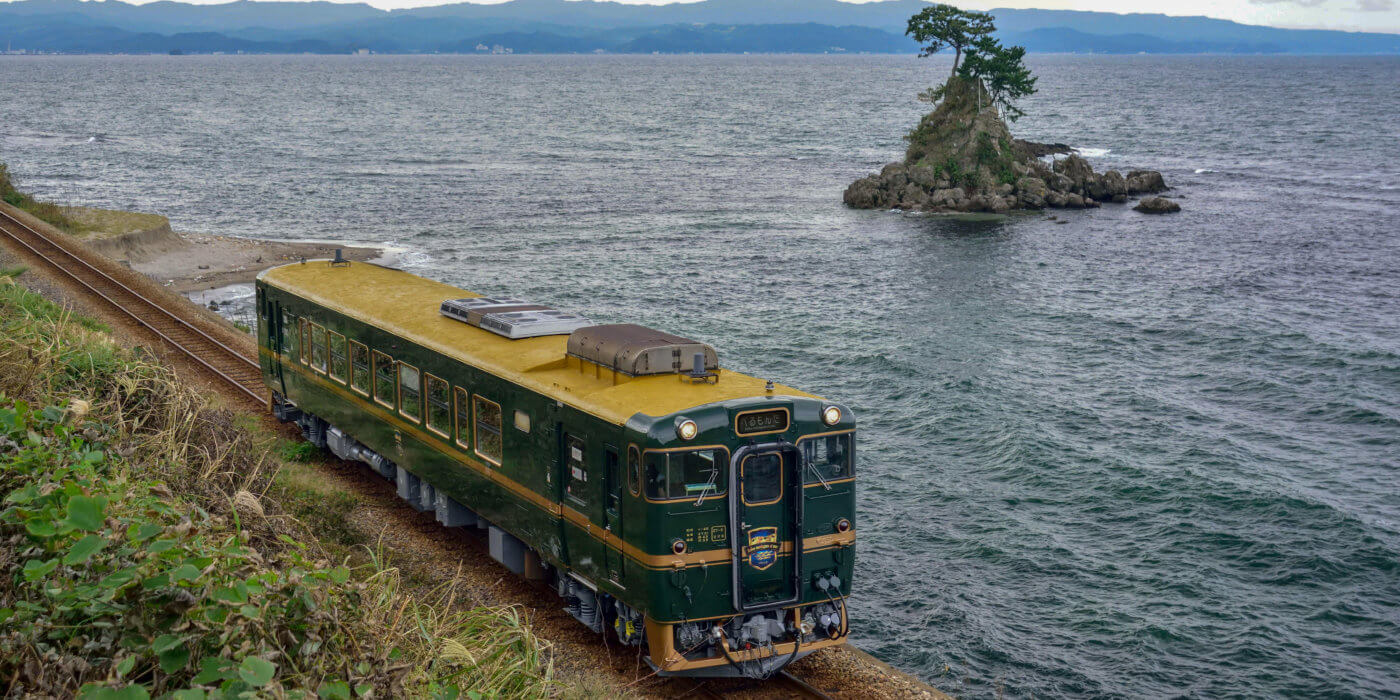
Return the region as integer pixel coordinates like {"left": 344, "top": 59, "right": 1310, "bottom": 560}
{"left": 1133, "top": 196, "right": 1181, "bottom": 214}
{"left": 845, "top": 77, "right": 1171, "bottom": 214}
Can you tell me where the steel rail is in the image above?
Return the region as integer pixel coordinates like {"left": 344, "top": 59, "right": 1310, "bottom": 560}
{"left": 0, "top": 207, "right": 266, "bottom": 405}
{"left": 777, "top": 670, "right": 835, "bottom": 700}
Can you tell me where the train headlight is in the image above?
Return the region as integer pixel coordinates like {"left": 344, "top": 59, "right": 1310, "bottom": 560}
{"left": 672, "top": 539, "right": 687, "bottom": 554}
{"left": 836, "top": 518, "right": 851, "bottom": 533}
{"left": 822, "top": 405, "right": 842, "bottom": 426}
{"left": 676, "top": 418, "right": 699, "bottom": 441}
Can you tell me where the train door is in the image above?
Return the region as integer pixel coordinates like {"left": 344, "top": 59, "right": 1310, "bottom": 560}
{"left": 729, "top": 444, "right": 802, "bottom": 612}
{"left": 562, "top": 429, "right": 604, "bottom": 583}
{"left": 267, "top": 294, "right": 286, "bottom": 395}
{"left": 603, "top": 446, "right": 624, "bottom": 585}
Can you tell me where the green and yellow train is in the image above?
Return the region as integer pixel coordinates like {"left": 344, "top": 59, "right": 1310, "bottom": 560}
{"left": 254, "top": 258, "right": 855, "bottom": 677}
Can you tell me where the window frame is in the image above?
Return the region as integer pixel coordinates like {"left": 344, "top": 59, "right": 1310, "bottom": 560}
{"left": 641, "top": 446, "right": 730, "bottom": 504}
{"left": 453, "top": 386, "right": 472, "bottom": 450}
{"left": 310, "top": 324, "right": 328, "bottom": 374}
{"left": 299, "top": 318, "right": 311, "bottom": 365}
{"left": 372, "top": 350, "right": 395, "bottom": 409}
{"left": 349, "top": 341, "right": 370, "bottom": 395}
{"left": 472, "top": 395, "right": 503, "bottom": 467}
{"left": 739, "top": 451, "right": 785, "bottom": 507}
{"left": 797, "top": 430, "right": 856, "bottom": 486}
{"left": 424, "top": 373, "right": 451, "bottom": 437}
{"left": 397, "top": 361, "right": 423, "bottom": 424}
{"left": 328, "top": 331, "right": 348, "bottom": 383}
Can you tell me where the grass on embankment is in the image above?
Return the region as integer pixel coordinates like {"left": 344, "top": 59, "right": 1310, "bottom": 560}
{"left": 0, "top": 280, "right": 555, "bottom": 698}
{"left": 0, "top": 161, "right": 82, "bottom": 234}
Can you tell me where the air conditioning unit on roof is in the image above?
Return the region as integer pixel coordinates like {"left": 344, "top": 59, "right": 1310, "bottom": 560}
{"left": 440, "top": 297, "right": 592, "bottom": 339}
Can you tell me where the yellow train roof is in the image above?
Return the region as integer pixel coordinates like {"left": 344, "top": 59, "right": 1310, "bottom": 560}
{"left": 258, "top": 261, "right": 817, "bottom": 425}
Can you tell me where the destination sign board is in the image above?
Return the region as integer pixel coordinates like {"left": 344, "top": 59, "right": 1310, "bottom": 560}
{"left": 736, "top": 409, "right": 788, "bottom": 435}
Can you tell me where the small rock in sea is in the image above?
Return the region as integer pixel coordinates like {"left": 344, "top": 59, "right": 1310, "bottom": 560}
{"left": 1134, "top": 196, "right": 1182, "bottom": 214}
{"left": 197, "top": 264, "right": 210, "bottom": 269}
{"left": 1055, "top": 220, "right": 1069, "bottom": 225}
{"left": 207, "top": 301, "right": 219, "bottom": 310}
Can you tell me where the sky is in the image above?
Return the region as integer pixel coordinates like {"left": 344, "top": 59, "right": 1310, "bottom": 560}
{"left": 2, "top": 0, "right": 1397, "bottom": 33}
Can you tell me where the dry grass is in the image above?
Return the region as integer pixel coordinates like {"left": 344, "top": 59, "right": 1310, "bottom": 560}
{"left": 58, "top": 206, "right": 169, "bottom": 240}
{"left": 0, "top": 281, "right": 555, "bottom": 698}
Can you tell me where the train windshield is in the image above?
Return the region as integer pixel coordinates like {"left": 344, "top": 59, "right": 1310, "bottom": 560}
{"left": 645, "top": 449, "right": 726, "bottom": 503}
{"left": 802, "top": 434, "right": 853, "bottom": 485}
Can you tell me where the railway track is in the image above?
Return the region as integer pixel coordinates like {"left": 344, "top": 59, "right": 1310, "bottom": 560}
{"left": 685, "top": 670, "right": 834, "bottom": 699}
{"left": 0, "top": 207, "right": 266, "bottom": 405}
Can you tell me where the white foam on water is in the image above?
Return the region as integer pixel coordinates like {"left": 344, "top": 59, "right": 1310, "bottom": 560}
{"left": 1075, "top": 147, "right": 1111, "bottom": 157}
{"left": 1194, "top": 168, "right": 1218, "bottom": 174}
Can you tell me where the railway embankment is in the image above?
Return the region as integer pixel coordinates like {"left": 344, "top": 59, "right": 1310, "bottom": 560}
{"left": 0, "top": 274, "right": 555, "bottom": 697}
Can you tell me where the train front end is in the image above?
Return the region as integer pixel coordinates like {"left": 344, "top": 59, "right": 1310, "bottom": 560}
{"left": 629, "top": 394, "right": 855, "bottom": 678}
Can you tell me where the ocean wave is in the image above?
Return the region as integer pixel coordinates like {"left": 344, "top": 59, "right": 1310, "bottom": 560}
{"left": 1194, "top": 168, "right": 1218, "bottom": 174}
{"left": 1074, "top": 147, "right": 1111, "bottom": 157}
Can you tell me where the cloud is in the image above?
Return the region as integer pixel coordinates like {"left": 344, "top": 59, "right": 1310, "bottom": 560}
{"left": 1247, "top": 0, "right": 1329, "bottom": 5}
{"left": 1355, "top": 0, "right": 1393, "bottom": 9}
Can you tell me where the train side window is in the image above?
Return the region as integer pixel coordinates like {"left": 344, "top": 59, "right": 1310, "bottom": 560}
{"left": 453, "top": 387, "right": 471, "bottom": 449}
{"left": 425, "top": 374, "right": 450, "bottom": 436}
{"left": 565, "top": 434, "right": 587, "bottom": 505}
{"left": 299, "top": 319, "right": 311, "bottom": 365}
{"left": 801, "top": 434, "right": 853, "bottom": 483}
{"left": 328, "top": 331, "right": 347, "bottom": 382}
{"left": 349, "top": 341, "right": 370, "bottom": 395}
{"left": 310, "top": 324, "right": 328, "bottom": 374}
{"left": 645, "top": 449, "right": 725, "bottom": 501}
{"left": 627, "top": 446, "right": 641, "bottom": 496}
{"left": 513, "top": 410, "right": 530, "bottom": 433}
{"left": 372, "top": 351, "right": 395, "bottom": 408}
{"left": 398, "top": 362, "right": 422, "bottom": 423}
{"left": 473, "top": 395, "right": 502, "bottom": 466}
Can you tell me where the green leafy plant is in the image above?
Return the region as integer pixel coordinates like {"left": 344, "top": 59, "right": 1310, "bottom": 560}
{"left": 0, "top": 280, "right": 555, "bottom": 698}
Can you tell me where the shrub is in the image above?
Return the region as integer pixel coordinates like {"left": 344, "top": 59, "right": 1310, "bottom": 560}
{"left": 0, "top": 281, "right": 555, "bottom": 698}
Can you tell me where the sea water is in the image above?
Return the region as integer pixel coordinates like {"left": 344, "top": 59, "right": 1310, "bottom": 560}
{"left": 2, "top": 54, "right": 1398, "bottom": 698}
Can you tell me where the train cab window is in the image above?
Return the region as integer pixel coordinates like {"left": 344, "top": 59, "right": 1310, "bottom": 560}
{"left": 299, "top": 319, "right": 311, "bottom": 365}
{"left": 645, "top": 449, "right": 725, "bottom": 502}
{"left": 349, "top": 341, "right": 370, "bottom": 395}
{"left": 425, "top": 374, "right": 450, "bottom": 436}
{"left": 473, "top": 395, "right": 502, "bottom": 466}
{"left": 372, "top": 351, "right": 395, "bottom": 408}
{"left": 310, "top": 325, "right": 328, "bottom": 373}
{"left": 513, "top": 410, "right": 531, "bottom": 433}
{"left": 741, "top": 453, "right": 783, "bottom": 506}
{"left": 398, "top": 362, "right": 422, "bottom": 422}
{"left": 453, "top": 387, "right": 471, "bottom": 448}
{"left": 627, "top": 446, "right": 641, "bottom": 496}
{"left": 802, "top": 434, "right": 853, "bottom": 484}
{"left": 328, "top": 332, "right": 347, "bottom": 382}
{"left": 565, "top": 435, "right": 587, "bottom": 505}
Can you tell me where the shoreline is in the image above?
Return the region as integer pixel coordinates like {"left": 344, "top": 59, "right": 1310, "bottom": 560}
{"left": 127, "top": 230, "right": 393, "bottom": 294}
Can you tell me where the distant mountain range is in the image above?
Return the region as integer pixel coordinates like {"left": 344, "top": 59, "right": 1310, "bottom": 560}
{"left": 2, "top": 0, "right": 1397, "bottom": 55}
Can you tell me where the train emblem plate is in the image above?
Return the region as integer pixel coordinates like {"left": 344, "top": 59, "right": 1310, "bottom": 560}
{"left": 745, "top": 527, "right": 779, "bottom": 571}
